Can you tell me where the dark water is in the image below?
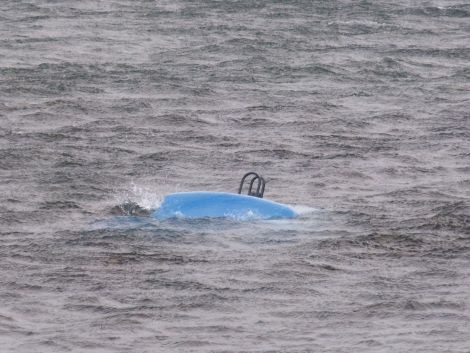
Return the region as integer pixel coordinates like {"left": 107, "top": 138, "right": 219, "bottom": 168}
{"left": 1, "top": 0, "right": 469, "bottom": 352}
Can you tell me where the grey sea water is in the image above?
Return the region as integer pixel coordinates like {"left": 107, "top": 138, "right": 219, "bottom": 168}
{"left": 1, "top": 0, "right": 469, "bottom": 352}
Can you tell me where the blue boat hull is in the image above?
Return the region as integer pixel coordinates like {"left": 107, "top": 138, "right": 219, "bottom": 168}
{"left": 152, "top": 192, "right": 297, "bottom": 220}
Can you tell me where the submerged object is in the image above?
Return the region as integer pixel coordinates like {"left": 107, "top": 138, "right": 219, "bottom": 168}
{"left": 153, "top": 191, "right": 296, "bottom": 220}
{"left": 153, "top": 172, "right": 297, "bottom": 220}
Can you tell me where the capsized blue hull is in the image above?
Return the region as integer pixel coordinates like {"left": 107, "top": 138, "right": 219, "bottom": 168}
{"left": 152, "top": 192, "right": 297, "bottom": 220}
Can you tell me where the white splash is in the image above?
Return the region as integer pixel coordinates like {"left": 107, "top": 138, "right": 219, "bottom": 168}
{"left": 116, "top": 181, "right": 166, "bottom": 210}
{"left": 290, "top": 204, "right": 318, "bottom": 216}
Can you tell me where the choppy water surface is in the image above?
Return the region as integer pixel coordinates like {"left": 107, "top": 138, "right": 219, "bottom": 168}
{"left": 1, "top": 0, "right": 469, "bottom": 352}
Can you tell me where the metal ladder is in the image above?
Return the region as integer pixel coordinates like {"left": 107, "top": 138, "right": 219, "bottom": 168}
{"left": 238, "top": 172, "right": 266, "bottom": 198}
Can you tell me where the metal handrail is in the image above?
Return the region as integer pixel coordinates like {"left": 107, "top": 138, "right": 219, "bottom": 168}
{"left": 238, "top": 172, "right": 266, "bottom": 198}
